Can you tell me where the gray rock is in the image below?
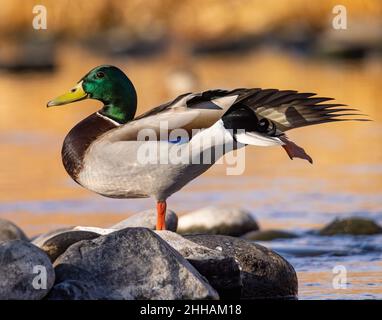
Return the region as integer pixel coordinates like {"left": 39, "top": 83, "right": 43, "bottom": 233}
{"left": 0, "top": 240, "right": 55, "bottom": 299}
{"left": 319, "top": 217, "right": 382, "bottom": 236}
{"left": 155, "top": 230, "right": 241, "bottom": 299}
{"left": 177, "top": 206, "right": 259, "bottom": 236}
{"left": 111, "top": 209, "right": 178, "bottom": 232}
{"left": 185, "top": 234, "right": 298, "bottom": 299}
{"left": 32, "top": 228, "right": 101, "bottom": 262}
{"left": 0, "top": 218, "right": 28, "bottom": 243}
{"left": 48, "top": 228, "right": 218, "bottom": 300}
{"left": 31, "top": 227, "right": 74, "bottom": 243}
{"left": 242, "top": 230, "right": 298, "bottom": 241}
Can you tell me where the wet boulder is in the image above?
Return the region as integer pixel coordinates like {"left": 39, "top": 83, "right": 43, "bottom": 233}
{"left": 32, "top": 228, "right": 104, "bottom": 262}
{"left": 184, "top": 234, "right": 298, "bottom": 299}
{"left": 30, "top": 227, "right": 73, "bottom": 242}
{"left": 177, "top": 207, "right": 259, "bottom": 236}
{"left": 156, "top": 230, "right": 241, "bottom": 299}
{"left": 319, "top": 217, "right": 382, "bottom": 236}
{"left": 48, "top": 228, "right": 218, "bottom": 300}
{"left": 0, "top": 240, "right": 55, "bottom": 299}
{"left": 242, "top": 230, "right": 298, "bottom": 241}
{"left": 111, "top": 209, "right": 178, "bottom": 232}
{"left": 0, "top": 218, "right": 28, "bottom": 243}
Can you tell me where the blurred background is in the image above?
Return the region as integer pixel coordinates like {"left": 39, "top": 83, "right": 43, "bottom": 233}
{"left": 0, "top": 0, "right": 381, "bottom": 299}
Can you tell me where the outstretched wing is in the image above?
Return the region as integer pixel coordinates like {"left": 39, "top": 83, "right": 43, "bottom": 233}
{"left": 224, "top": 88, "right": 368, "bottom": 163}
{"left": 236, "top": 88, "right": 368, "bottom": 132}
{"left": 104, "top": 88, "right": 367, "bottom": 143}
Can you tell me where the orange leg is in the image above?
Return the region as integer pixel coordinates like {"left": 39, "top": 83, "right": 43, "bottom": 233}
{"left": 156, "top": 200, "right": 167, "bottom": 230}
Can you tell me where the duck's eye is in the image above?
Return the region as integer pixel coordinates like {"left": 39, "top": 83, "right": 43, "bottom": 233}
{"left": 96, "top": 71, "right": 105, "bottom": 79}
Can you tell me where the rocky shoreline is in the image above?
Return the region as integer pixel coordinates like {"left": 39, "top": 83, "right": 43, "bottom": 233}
{"left": 0, "top": 207, "right": 381, "bottom": 300}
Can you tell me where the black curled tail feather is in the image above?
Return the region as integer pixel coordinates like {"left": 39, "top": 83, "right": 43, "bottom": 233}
{"left": 222, "top": 104, "right": 281, "bottom": 137}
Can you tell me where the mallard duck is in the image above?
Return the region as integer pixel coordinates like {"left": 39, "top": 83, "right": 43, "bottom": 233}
{"left": 47, "top": 65, "right": 366, "bottom": 230}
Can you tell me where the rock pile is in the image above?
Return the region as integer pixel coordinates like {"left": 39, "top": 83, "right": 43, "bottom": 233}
{"left": 0, "top": 208, "right": 306, "bottom": 300}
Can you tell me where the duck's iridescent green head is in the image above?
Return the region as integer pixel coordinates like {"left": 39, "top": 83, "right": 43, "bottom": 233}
{"left": 47, "top": 65, "right": 137, "bottom": 123}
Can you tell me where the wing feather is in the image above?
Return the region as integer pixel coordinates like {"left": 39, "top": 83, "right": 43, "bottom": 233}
{"left": 103, "top": 87, "right": 368, "bottom": 143}
{"left": 239, "top": 89, "right": 368, "bottom": 131}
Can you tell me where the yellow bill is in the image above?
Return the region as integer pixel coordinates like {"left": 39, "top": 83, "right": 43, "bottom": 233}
{"left": 47, "top": 81, "right": 88, "bottom": 107}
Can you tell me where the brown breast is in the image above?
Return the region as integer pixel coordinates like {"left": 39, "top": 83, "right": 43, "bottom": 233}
{"left": 61, "top": 113, "right": 118, "bottom": 182}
